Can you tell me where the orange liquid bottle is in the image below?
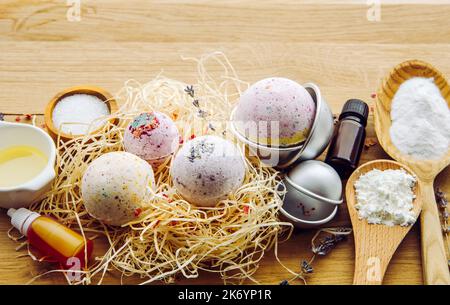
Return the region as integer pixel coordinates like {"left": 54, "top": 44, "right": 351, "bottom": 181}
{"left": 7, "top": 208, "right": 93, "bottom": 269}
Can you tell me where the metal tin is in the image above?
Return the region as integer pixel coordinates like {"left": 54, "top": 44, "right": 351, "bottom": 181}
{"left": 229, "top": 120, "right": 304, "bottom": 168}
{"left": 296, "top": 83, "right": 335, "bottom": 163}
{"left": 230, "top": 82, "right": 334, "bottom": 169}
{"left": 280, "top": 160, "right": 343, "bottom": 228}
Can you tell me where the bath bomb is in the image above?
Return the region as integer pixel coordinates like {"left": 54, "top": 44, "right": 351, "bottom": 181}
{"left": 124, "top": 112, "right": 179, "bottom": 168}
{"left": 171, "top": 135, "right": 246, "bottom": 207}
{"left": 233, "top": 77, "right": 316, "bottom": 147}
{"left": 81, "top": 151, "right": 155, "bottom": 226}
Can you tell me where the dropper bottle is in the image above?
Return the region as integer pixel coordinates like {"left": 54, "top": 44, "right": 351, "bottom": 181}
{"left": 7, "top": 208, "right": 93, "bottom": 269}
{"left": 325, "top": 99, "right": 369, "bottom": 179}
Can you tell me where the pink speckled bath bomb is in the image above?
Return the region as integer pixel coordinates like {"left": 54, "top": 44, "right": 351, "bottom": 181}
{"left": 233, "top": 77, "right": 316, "bottom": 147}
{"left": 124, "top": 112, "right": 180, "bottom": 168}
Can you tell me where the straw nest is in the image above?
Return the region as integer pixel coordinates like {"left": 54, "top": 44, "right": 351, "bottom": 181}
{"left": 28, "top": 52, "right": 293, "bottom": 284}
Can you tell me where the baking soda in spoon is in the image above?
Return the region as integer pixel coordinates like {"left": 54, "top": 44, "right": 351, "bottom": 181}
{"left": 52, "top": 94, "right": 110, "bottom": 136}
{"left": 390, "top": 77, "right": 450, "bottom": 160}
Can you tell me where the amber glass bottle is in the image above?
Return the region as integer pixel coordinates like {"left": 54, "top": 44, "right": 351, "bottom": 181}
{"left": 325, "top": 99, "right": 369, "bottom": 179}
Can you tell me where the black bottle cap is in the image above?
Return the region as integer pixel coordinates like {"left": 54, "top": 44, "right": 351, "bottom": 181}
{"left": 339, "top": 99, "right": 369, "bottom": 126}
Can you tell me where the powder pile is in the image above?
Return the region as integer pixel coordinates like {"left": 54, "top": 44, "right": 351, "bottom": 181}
{"left": 52, "top": 94, "right": 110, "bottom": 136}
{"left": 390, "top": 77, "right": 450, "bottom": 160}
{"left": 354, "top": 168, "right": 417, "bottom": 226}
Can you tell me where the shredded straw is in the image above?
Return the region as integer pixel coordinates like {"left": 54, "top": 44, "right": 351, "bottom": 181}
{"left": 27, "top": 52, "right": 293, "bottom": 284}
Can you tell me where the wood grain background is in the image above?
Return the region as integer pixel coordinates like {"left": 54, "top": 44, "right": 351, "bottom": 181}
{"left": 0, "top": 0, "right": 449, "bottom": 284}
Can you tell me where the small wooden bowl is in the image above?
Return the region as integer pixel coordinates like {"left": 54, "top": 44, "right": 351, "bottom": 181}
{"left": 44, "top": 86, "right": 118, "bottom": 142}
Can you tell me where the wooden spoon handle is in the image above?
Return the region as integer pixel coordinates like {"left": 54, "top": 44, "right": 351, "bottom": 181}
{"left": 353, "top": 233, "right": 390, "bottom": 285}
{"left": 353, "top": 253, "right": 386, "bottom": 285}
{"left": 420, "top": 181, "right": 450, "bottom": 284}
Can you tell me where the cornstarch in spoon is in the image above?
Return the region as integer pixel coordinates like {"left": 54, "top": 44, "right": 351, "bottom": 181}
{"left": 390, "top": 77, "right": 450, "bottom": 160}
{"left": 52, "top": 94, "right": 110, "bottom": 136}
{"left": 354, "top": 168, "right": 416, "bottom": 226}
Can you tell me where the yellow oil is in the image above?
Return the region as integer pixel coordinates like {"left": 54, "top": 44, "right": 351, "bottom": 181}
{"left": 0, "top": 145, "right": 48, "bottom": 188}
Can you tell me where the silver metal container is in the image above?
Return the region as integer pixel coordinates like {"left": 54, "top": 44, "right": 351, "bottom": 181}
{"left": 297, "top": 83, "right": 334, "bottom": 163}
{"left": 280, "top": 160, "right": 343, "bottom": 228}
{"left": 229, "top": 120, "right": 304, "bottom": 168}
{"left": 230, "top": 82, "right": 334, "bottom": 169}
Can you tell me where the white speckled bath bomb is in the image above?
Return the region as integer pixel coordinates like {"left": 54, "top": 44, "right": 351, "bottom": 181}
{"left": 233, "top": 77, "right": 316, "bottom": 147}
{"left": 81, "top": 151, "right": 155, "bottom": 226}
{"left": 170, "top": 135, "right": 246, "bottom": 207}
{"left": 124, "top": 112, "right": 179, "bottom": 169}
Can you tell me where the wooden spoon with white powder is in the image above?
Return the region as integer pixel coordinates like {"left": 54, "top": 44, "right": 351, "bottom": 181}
{"left": 375, "top": 60, "right": 450, "bottom": 284}
{"left": 346, "top": 160, "right": 422, "bottom": 285}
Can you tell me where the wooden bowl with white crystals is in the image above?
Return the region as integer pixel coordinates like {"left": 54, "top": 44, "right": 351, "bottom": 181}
{"left": 374, "top": 60, "right": 450, "bottom": 284}
{"left": 346, "top": 159, "right": 422, "bottom": 285}
{"left": 44, "top": 86, "right": 118, "bottom": 143}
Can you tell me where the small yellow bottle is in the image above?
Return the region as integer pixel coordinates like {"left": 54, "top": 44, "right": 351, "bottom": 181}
{"left": 7, "top": 208, "right": 93, "bottom": 268}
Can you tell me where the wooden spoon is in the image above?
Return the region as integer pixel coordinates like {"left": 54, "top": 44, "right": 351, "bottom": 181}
{"left": 375, "top": 60, "right": 450, "bottom": 284}
{"left": 346, "top": 160, "right": 422, "bottom": 285}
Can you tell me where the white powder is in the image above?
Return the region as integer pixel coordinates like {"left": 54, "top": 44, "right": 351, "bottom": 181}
{"left": 52, "top": 94, "right": 110, "bottom": 136}
{"left": 390, "top": 77, "right": 450, "bottom": 160}
{"left": 354, "top": 169, "right": 417, "bottom": 226}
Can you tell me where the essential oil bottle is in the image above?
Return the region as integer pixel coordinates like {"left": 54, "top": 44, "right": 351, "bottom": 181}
{"left": 325, "top": 99, "right": 369, "bottom": 179}
{"left": 7, "top": 208, "right": 93, "bottom": 269}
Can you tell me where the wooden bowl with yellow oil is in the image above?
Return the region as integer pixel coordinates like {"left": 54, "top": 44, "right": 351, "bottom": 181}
{"left": 44, "top": 86, "right": 118, "bottom": 142}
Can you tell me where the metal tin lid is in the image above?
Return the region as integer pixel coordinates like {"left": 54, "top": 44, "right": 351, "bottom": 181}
{"left": 286, "top": 160, "right": 343, "bottom": 204}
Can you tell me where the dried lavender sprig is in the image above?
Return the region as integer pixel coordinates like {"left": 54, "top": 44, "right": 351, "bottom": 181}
{"left": 301, "top": 260, "right": 313, "bottom": 274}
{"left": 312, "top": 227, "right": 352, "bottom": 256}
{"left": 435, "top": 188, "right": 450, "bottom": 270}
{"left": 197, "top": 109, "right": 208, "bottom": 118}
{"left": 184, "top": 84, "right": 217, "bottom": 133}
{"left": 436, "top": 189, "right": 448, "bottom": 209}
{"left": 184, "top": 85, "right": 195, "bottom": 98}
{"left": 280, "top": 227, "right": 351, "bottom": 285}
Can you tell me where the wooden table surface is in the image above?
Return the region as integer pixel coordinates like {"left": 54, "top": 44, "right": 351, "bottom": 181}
{"left": 0, "top": 0, "right": 449, "bottom": 285}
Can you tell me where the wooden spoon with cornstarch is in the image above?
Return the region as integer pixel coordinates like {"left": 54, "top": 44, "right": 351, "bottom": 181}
{"left": 346, "top": 160, "right": 422, "bottom": 285}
